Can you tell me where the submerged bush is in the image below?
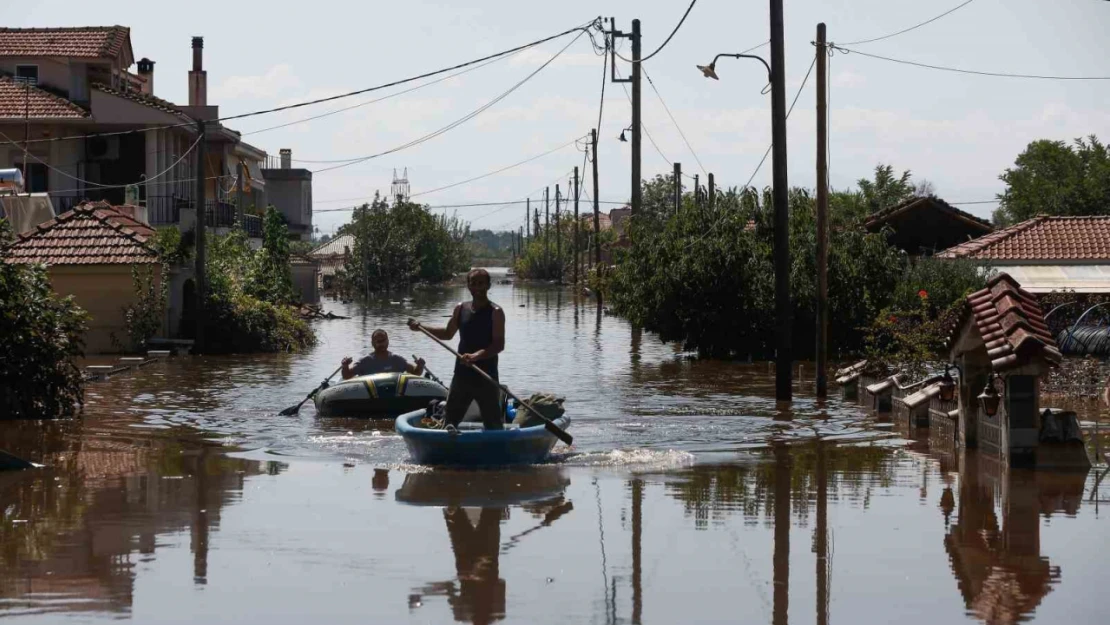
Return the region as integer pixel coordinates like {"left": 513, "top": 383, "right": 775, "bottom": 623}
{"left": 0, "top": 218, "right": 89, "bottom": 419}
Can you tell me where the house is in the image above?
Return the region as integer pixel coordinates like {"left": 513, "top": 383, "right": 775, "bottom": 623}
{"left": 864, "top": 195, "right": 993, "bottom": 256}
{"left": 0, "top": 27, "right": 312, "bottom": 243}
{"left": 308, "top": 233, "right": 352, "bottom": 291}
{"left": 937, "top": 215, "right": 1110, "bottom": 294}
{"left": 4, "top": 201, "right": 191, "bottom": 354}
{"left": 261, "top": 148, "right": 313, "bottom": 241}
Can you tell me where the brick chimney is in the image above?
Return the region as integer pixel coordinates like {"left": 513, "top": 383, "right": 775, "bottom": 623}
{"left": 188, "top": 36, "right": 206, "bottom": 106}
{"left": 280, "top": 148, "right": 291, "bottom": 169}
{"left": 137, "top": 58, "right": 155, "bottom": 95}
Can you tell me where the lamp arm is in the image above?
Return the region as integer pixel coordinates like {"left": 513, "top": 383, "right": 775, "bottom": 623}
{"left": 715, "top": 53, "right": 772, "bottom": 81}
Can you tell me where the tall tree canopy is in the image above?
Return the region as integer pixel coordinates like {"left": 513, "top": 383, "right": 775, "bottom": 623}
{"left": 993, "top": 135, "right": 1110, "bottom": 226}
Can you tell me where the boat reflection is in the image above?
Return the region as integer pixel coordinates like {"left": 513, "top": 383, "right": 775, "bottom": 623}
{"left": 398, "top": 468, "right": 573, "bottom": 625}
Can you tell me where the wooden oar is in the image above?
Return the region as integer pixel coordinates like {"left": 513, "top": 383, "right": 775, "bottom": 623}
{"left": 279, "top": 365, "right": 343, "bottom": 416}
{"left": 413, "top": 324, "right": 573, "bottom": 446}
{"left": 413, "top": 354, "right": 444, "bottom": 386}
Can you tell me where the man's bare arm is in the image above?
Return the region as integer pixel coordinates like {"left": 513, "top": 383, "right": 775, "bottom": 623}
{"left": 409, "top": 304, "right": 460, "bottom": 341}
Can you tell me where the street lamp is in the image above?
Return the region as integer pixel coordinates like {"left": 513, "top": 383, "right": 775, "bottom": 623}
{"left": 695, "top": 53, "right": 771, "bottom": 83}
{"left": 696, "top": 46, "right": 791, "bottom": 402}
{"left": 618, "top": 125, "right": 633, "bottom": 142}
{"left": 939, "top": 363, "right": 958, "bottom": 402}
{"left": 977, "top": 373, "right": 1003, "bottom": 417}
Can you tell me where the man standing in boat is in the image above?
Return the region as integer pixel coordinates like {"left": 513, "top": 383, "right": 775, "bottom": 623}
{"left": 408, "top": 268, "right": 506, "bottom": 430}
{"left": 340, "top": 329, "right": 426, "bottom": 379}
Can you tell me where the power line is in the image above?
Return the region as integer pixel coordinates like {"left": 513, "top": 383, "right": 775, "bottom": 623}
{"left": 831, "top": 44, "right": 1110, "bottom": 80}
{"left": 310, "top": 30, "right": 587, "bottom": 174}
{"left": 19, "top": 20, "right": 598, "bottom": 146}
{"left": 408, "top": 135, "right": 585, "bottom": 199}
{"left": 840, "top": 0, "right": 978, "bottom": 46}
{"left": 315, "top": 198, "right": 627, "bottom": 213}
{"left": 642, "top": 66, "right": 706, "bottom": 176}
{"left": 613, "top": 0, "right": 698, "bottom": 63}
{"left": 613, "top": 65, "right": 672, "bottom": 167}
{"left": 245, "top": 48, "right": 525, "bottom": 140}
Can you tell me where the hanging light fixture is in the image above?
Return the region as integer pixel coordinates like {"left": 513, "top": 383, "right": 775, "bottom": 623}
{"left": 939, "top": 363, "right": 957, "bottom": 402}
{"left": 977, "top": 373, "right": 1003, "bottom": 417}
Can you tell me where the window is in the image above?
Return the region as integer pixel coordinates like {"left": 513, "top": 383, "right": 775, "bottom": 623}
{"left": 14, "top": 65, "right": 38, "bottom": 85}
{"left": 12, "top": 162, "right": 47, "bottom": 193}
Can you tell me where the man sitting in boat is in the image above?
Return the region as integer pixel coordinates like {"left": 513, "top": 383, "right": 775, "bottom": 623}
{"left": 409, "top": 268, "right": 505, "bottom": 430}
{"left": 340, "top": 329, "right": 426, "bottom": 379}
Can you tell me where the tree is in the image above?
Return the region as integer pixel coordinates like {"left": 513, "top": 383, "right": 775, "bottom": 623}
{"left": 0, "top": 219, "right": 89, "bottom": 419}
{"left": 856, "top": 164, "right": 915, "bottom": 214}
{"left": 993, "top": 135, "right": 1110, "bottom": 226}
{"left": 248, "top": 206, "right": 295, "bottom": 305}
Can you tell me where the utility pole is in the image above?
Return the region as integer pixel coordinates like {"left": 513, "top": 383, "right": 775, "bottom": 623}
{"left": 544, "top": 187, "right": 550, "bottom": 272}
{"left": 194, "top": 119, "right": 207, "bottom": 354}
{"left": 236, "top": 161, "right": 246, "bottom": 227}
{"left": 708, "top": 173, "right": 716, "bottom": 210}
{"left": 591, "top": 128, "right": 601, "bottom": 272}
{"left": 673, "top": 163, "right": 682, "bottom": 214}
{"left": 534, "top": 207, "right": 540, "bottom": 250}
{"left": 816, "top": 22, "right": 829, "bottom": 399}
{"left": 608, "top": 18, "right": 641, "bottom": 223}
{"left": 573, "top": 166, "right": 580, "bottom": 286}
{"left": 526, "top": 198, "right": 531, "bottom": 242}
{"left": 693, "top": 174, "right": 700, "bottom": 208}
{"left": 770, "top": 0, "right": 792, "bottom": 402}
{"left": 555, "top": 183, "right": 562, "bottom": 282}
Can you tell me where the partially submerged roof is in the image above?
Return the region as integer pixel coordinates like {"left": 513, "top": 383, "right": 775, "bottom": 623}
{"left": 0, "top": 26, "right": 133, "bottom": 64}
{"left": 309, "top": 234, "right": 354, "bottom": 258}
{"left": 937, "top": 215, "right": 1110, "bottom": 262}
{"left": 6, "top": 201, "right": 158, "bottom": 266}
{"left": 0, "top": 75, "right": 90, "bottom": 120}
{"left": 947, "top": 273, "right": 1062, "bottom": 371}
{"left": 865, "top": 196, "right": 993, "bottom": 256}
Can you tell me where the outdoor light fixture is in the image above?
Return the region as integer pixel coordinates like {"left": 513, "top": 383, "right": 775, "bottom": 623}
{"left": 695, "top": 53, "right": 772, "bottom": 84}
{"left": 977, "top": 373, "right": 1003, "bottom": 417}
{"left": 939, "top": 363, "right": 957, "bottom": 402}
{"left": 618, "top": 125, "right": 632, "bottom": 142}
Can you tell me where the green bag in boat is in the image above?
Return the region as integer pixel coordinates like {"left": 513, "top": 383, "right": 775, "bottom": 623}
{"left": 512, "top": 393, "right": 565, "bottom": 427}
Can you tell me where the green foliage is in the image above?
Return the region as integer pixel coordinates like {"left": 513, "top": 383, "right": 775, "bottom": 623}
{"left": 150, "top": 226, "right": 192, "bottom": 266}
{"left": 469, "top": 229, "right": 517, "bottom": 261}
{"left": 246, "top": 207, "right": 295, "bottom": 305}
{"left": 0, "top": 218, "right": 89, "bottom": 419}
{"left": 856, "top": 164, "right": 916, "bottom": 214}
{"left": 993, "top": 135, "right": 1110, "bottom": 226}
{"left": 114, "top": 264, "right": 168, "bottom": 354}
{"left": 342, "top": 194, "right": 471, "bottom": 293}
{"left": 515, "top": 214, "right": 597, "bottom": 280}
{"left": 605, "top": 170, "right": 988, "bottom": 362}
{"left": 200, "top": 224, "right": 316, "bottom": 354}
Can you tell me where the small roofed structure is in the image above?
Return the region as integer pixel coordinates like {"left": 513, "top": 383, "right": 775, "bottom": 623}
{"left": 308, "top": 233, "right": 352, "bottom": 291}
{"left": 865, "top": 195, "right": 993, "bottom": 257}
{"left": 944, "top": 273, "right": 1085, "bottom": 467}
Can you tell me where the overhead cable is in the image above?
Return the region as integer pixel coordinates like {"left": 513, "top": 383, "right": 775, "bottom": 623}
{"left": 832, "top": 44, "right": 1110, "bottom": 80}
{"left": 613, "top": 0, "right": 698, "bottom": 63}
{"left": 840, "top": 0, "right": 978, "bottom": 46}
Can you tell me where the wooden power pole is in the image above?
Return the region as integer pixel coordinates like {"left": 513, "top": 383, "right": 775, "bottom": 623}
{"left": 544, "top": 187, "right": 550, "bottom": 271}
{"left": 770, "top": 0, "right": 792, "bottom": 402}
{"left": 573, "top": 166, "right": 580, "bottom": 285}
{"left": 673, "top": 163, "right": 681, "bottom": 214}
{"left": 591, "top": 129, "right": 601, "bottom": 271}
{"left": 555, "top": 183, "right": 562, "bottom": 282}
{"left": 816, "top": 22, "right": 829, "bottom": 399}
{"left": 193, "top": 119, "right": 207, "bottom": 354}
{"left": 708, "top": 173, "right": 716, "bottom": 210}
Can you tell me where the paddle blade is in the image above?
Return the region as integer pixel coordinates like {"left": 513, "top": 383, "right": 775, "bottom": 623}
{"left": 278, "top": 404, "right": 301, "bottom": 416}
{"left": 544, "top": 421, "right": 573, "bottom": 446}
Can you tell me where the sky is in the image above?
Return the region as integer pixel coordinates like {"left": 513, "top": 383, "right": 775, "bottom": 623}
{"left": 6, "top": 0, "right": 1110, "bottom": 236}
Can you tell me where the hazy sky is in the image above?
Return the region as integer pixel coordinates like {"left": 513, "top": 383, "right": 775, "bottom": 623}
{"left": 7, "top": 0, "right": 1110, "bottom": 235}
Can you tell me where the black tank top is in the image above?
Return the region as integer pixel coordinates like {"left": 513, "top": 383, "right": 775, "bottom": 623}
{"left": 456, "top": 301, "right": 498, "bottom": 379}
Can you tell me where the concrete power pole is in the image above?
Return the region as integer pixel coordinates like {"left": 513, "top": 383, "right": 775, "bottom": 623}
{"left": 544, "top": 187, "right": 550, "bottom": 272}
{"left": 631, "top": 19, "right": 642, "bottom": 221}
{"left": 770, "top": 0, "right": 792, "bottom": 402}
{"left": 573, "top": 166, "right": 580, "bottom": 285}
{"left": 193, "top": 119, "right": 207, "bottom": 354}
{"left": 673, "top": 163, "right": 682, "bottom": 214}
{"left": 708, "top": 173, "right": 716, "bottom": 210}
{"left": 525, "top": 198, "right": 530, "bottom": 242}
{"left": 591, "top": 129, "right": 601, "bottom": 272}
{"left": 815, "top": 23, "right": 829, "bottom": 399}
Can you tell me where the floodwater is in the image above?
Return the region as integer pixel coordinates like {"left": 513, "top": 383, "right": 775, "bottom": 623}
{"left": 1, "top": 268, "right": 1106, "bottom": 624}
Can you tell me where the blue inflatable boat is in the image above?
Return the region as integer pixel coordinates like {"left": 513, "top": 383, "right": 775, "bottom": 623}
{"left": 395, "top": 409, "right": 572, "bottom": 466}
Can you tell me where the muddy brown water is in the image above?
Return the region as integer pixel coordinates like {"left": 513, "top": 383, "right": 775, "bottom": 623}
{"left": 1, "top": 268, "right": 1107, "bottom": 624}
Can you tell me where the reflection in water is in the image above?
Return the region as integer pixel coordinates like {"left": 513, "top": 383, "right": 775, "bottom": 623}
{"left": 944, "top": 453, "right": 1089, "bottom": 625}
{"left": 772, "top": 443, "right": 790, "bottom": 625}
{"left": 0, "top": 445, "right": 274, "bottom": 616}
{"left": 399, "top": 469, "right": 573, "bottom": 625}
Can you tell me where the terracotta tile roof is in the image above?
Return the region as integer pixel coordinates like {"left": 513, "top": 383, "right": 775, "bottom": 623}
{"left": 953, "top": 273, "right": 1062, "bottom": 371}
{"left": 91, "top": 83, "right": 192, "bottom": 120}
{"left": 937, "top": 215, "right": 1110, "bottom": 261}
{"left": 865, "top": 195, "right": 993, "bottom": 231}
{"left": 0, "top": 75, "right": 89, "bottom": 119}
{"left": 0, "top": 26, "right": 130, "bottom": 59}
{"left": 6, "top": 201, "right": 159, "bottom": 266}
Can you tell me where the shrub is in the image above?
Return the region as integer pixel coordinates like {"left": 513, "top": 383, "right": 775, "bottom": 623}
{"left": 0, "top": 218, "right": 89, "bottom": 419}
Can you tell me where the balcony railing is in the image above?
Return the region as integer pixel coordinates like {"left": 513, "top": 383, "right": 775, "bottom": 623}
{"left": 42, "top": 194, "right": 261, "bottom": 238}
